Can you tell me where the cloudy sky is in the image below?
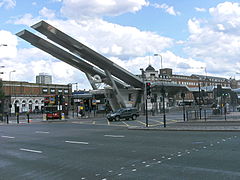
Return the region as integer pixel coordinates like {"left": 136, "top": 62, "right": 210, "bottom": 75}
{"left": 0, "top": 0, "right": 240, "bottom": 90}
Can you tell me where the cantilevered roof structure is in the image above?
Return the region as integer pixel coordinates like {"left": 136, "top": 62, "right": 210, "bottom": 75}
{"left": 29, "top": 21, "right": 144, "bottom": 88}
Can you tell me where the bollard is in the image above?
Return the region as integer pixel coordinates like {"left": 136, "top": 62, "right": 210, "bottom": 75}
{"left": 16, "top": 113, "right": 19, "bottom": 124}
{"left": 6, "top": 113, "right": 9, "bottom": 124}
{"left": 27, "top": 112, "right": 30, "bottom": 123}
{"left": 204, "top": 109, "right": 207, "bottom": 122}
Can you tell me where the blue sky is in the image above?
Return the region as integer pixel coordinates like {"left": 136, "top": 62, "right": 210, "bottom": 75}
{"left": 0, "top": 0, "right": 240, "bottom": 89}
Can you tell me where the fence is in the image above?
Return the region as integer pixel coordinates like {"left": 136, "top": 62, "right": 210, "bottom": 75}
{"left": 186, "top": 108, "right": 240, "bottom": 121}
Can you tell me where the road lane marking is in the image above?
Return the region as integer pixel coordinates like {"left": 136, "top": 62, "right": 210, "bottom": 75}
{"left": 121, "top": 121, "right": 130, "bottom": 127}
{"left": 35, "top": 131, "right": 49, "bottom": 134}
{"left": 104, "top": 135, "right": 125, "bottom": 138}
{"left": 65, "top": 141, "right": 89, "bottom": 145}
{"left": 1, "top": 136, "right": 15, "bottom": 139}
{"left": 20, "top": 148, "right": 42, "bottom": 153}
{"left": 137, "top": 120, "right": 146, "bottom": 125}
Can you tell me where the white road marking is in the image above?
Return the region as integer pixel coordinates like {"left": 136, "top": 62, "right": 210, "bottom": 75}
{"left": 157, "top": 161, "right": 162, "bottom": 163}
{"left": 35, "top": 131, "right": 49, "bottom": 134}
{"left": 118, "top": 173, "right": 122, "bottom": 176}
{"left": 121, "top": 121, "right": 130, "bottom": 127}
{"left": 20, "top": 148, "right": 42, "bottom": 154}
{"left": 1, "top": 136, "right": 15, "bottom": 139}
{"left": 104, "top": 135, "right": 125, "bottom": 138}
{"left": 132, "top": 169, "right": 137, "bottom": 172}
{"left": 136, "top": 120, "right": 146, "bottom": 125}
{"left": 145, "top": 165, "right": 150, "bottom": 167}
{"left": 65, "top": 141, "right": 89, "bottom": 145}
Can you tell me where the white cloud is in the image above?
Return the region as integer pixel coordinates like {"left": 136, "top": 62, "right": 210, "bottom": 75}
{"left": 152, "top": 3, "right": 180, "bottom": 16}
{"left": 0, "top": 0, "right": 16, "bottom": 9}
{"left": 39, "top": 7, "right": 56, "bottom": 19}
{"left": 185, "top": 2, "right": 240, "bottom": 77}
{"left": 0, "top": 30, "right": 17, "bottom": 59}
{"left": 61, "top": 0, "right": 149, "bottom": 19}
{"left": 10, "top": 9, "right": 175, "bottom": 88}
{"left": 209, "top": 2, "right": 240, "bottom": 33}
{"left": 187, "top": 18, "right": 202, "bottom": 34}
{"left": 195, "top": 7, "right": 206, "bottom": 12}
{"left": 11, "top": 13, "right": 41, "bottom": 26}
{"left": 42, "top": 18, "right": 173, "bottom": 58}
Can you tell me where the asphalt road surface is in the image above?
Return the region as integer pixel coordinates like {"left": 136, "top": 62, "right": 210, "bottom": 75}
{"left": 1, "top": 121, "right": 240, "bottom": 180}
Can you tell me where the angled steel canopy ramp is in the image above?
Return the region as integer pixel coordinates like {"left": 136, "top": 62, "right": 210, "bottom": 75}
{"left": 31, "top": 21, "right": 144, "bottom": 88}
{"left": 16, "top": 30, "right": 127, "bottom": 88}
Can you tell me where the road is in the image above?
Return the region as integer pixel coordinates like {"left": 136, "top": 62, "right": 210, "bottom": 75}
{"left": 1, "top": 121, "right": 240, "bottom": 180}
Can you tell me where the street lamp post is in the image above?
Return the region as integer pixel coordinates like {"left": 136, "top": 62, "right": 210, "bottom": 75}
{"left": 9, "top": 70, "right": 16, "bottom": 115}
{"left": 161, "top": 86, "right": 166, "bottom": 127}
{"left": 69, "top": 83, "right": 78, "bottom": 117}
{"left": 198, "top": 79, "right": 202, "bottom": 119}
{"left": 154, "top": 54, "right": 163, "bottom": 70}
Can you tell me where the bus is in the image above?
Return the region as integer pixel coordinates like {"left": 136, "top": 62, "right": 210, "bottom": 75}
{"left": 44, "top": 95, "right": 67, "bottom": 120}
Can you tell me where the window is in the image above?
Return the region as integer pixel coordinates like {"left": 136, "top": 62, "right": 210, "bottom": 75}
{"left": 42, "top": 88, "right": 48, "bottom": 93}
{"left": 64, "top": 89, "right": 69, "bottom": 94}
{"left": 50, "top": 88, "right": 56, "bottom": 93}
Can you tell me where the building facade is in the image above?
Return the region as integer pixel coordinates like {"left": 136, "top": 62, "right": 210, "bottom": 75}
{"left": 2, "top": 81, "right": 71, "bottom": 113}
{"left": 36, "top": 73, "right": 52, "bottom": 84}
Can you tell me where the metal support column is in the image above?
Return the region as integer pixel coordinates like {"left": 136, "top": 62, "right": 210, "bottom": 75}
{"left": 104, "top": 70, "right": 126, "bottom": 111}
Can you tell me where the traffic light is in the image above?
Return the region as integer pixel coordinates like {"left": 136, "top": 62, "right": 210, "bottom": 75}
{"left": 146, "top": 82, "right": 151, "bottom": 96}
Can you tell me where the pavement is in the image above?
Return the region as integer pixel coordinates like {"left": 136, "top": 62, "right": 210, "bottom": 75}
{"left": 2, "top": 112, "right": 240, "bottom": 131}
{"left": 129, "top": 120, "right": 240, "bottom": 131}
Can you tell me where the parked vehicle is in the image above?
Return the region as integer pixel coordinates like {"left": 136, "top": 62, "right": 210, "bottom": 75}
{"left": 107, "top": 107, "right": 139, "bottom": 121}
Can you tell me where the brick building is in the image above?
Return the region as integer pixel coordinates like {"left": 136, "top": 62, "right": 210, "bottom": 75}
{"left": 2, "top": 81, "right": 72, "bottom": 113}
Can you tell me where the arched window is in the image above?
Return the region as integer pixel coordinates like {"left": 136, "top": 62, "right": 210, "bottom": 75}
{"left": 22, "top": 100, "right": 26, "bottom": 107}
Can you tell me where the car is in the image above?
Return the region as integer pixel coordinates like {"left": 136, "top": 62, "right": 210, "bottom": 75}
{"left": 106, "top": 107, "right": 139, "bottom": 121}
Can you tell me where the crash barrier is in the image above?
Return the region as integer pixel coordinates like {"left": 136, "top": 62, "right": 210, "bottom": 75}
{"left": 186, "top": 108, "right": 240, "bottom": 121}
